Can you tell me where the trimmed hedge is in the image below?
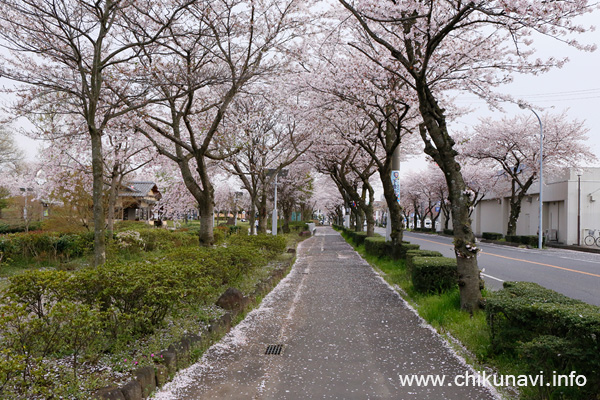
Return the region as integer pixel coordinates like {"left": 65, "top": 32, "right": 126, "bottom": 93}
{"left": 443, "top": 229, "right": 454, "bottom": 235}
{"left": 505, "top": 234, "right": 546, "bottom": 247}
{"left": 405, "top": 250, "right": 443, "bottom": 273}
{"left": 393, "top": 243, "right": 420, "bottom": 260}
{"left": 486, "top": 281, "right": 600, "bottom": 398}
{"left": 482, "top": 232, "right": 503, "bottom": 240}
{"left": 411, "top": 256, "right": 457, "bottom": 294}
{"left": 364, "top": 237, "right": 387, "bottom": 258}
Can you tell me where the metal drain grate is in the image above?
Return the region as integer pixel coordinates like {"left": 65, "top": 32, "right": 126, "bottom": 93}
{"left": 265, "top": 344, "right": 283, "bottom": 355}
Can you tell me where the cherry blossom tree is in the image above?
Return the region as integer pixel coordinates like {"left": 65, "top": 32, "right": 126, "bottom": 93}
{"left": 311, "top": 173, "right": 345, "bottom": 225}
{"left": 305, "top": 26, "right": 421, "bottom": 246}
{"left": 222, "top": 93, "right": 312, "bottom": 234}
{"left": 0, "top": 0, "right": 194, "bottom": 265}
{"left": 277, "top": 163, "right": 313, "bottom": 233}
{"left": 0, "top": 125, "right": 23, "bottom": 171}
{"left": 337, "top": 0, "right": 597, "bottom": 311}
{"left": 460, "top": 111, "right": 596, "bottom": 236}
{"left": 135, "top": 0, "right": 309, "bottom": 244}
{"left": 0, "top": 162, "right": 46, "bottom": 231}
{"left": 311, "top": 118, "right": 379, "bottom": 235}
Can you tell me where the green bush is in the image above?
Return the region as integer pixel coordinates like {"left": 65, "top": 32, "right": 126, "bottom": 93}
{"left": 56, "top": 233, "right": 93, "bottom": 259}
{"left": 411, "top": 256, "right": 457, "bottom": 294}
{"left": 443, "top": 229, "right": 453, "bottom": 235}
{"left": 5, "top": 269, "right": 70, "bottom": 318}
{"left": 0, "top": 231, "right": 290, "bottom": 399}
{"left": 504, "top": 235, "right": 546, "bottom": 247}
{"left": 393, "top": 243, "right": 420, "bottom": 260}
{"left": 486, "top": 281, "right": 600, "bottom": 398}
{"left": 212, "top": 226, "right": 228, "bottom": 244}
{"left": 482, "top": 232, "right": 503, "bottom": 240}
{"left": 504, "top": 234, "right": 518, "bottom": 244}
{"left": 0, "top": 222, "right": 42, "bottom": 234}
{"left": 364, "top": 237, "right": 387, "bottom": 258}
{"left": 350, "top": 231, "right": 369, "bottom": 246}
{"left": 227, "top": 234, "right": 286, "bottom": 258}
{"left": 137, "top": 228, "right": 196, "bottom": 251}
{"left": 0, "top": 231, "right": 95, "bottom": 262}
{"left": 113, "top": 220, "right": 150, "bottom": 232}
{"left": 405, "top": 250, "right": 443, "bottom": 273}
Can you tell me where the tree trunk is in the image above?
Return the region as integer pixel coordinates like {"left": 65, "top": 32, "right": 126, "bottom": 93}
{"left": 106, "top": 165, "right": 120, "bottom": 240}
{"left": 90, "top": 131, "right": 106, "bottom": 267}
{"left": 507, "top": 197, "right": 522, "bottom": 236}
{"left": 417, "top": 84, "right": 482, "bottom": 312}
{"left": 258, "top": 193, "right": 268, "bottom": 234}
{"left": 282, "top": 205, "right": 292, "bottom": 234}
{"left": 507, "top": 177, "right": 535, "bottom": 236}
{"left": 249, "top": 201, "right": 257, "bottom": 235}
{"left": 365, "top": 203, "right": 375, "bottom": 236}
{"left": 379, "top": 167, "right": 404, "bottom": 245}
{"left": 198, "top": 200, "right": 214, "bottom": 246}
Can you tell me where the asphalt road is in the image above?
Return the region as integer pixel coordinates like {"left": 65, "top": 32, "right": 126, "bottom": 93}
{"left": 375, "top": 228, "right": 600, "bottom": 306}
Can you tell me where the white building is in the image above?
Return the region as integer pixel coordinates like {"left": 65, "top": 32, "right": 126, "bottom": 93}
{"left": 469, "top": 167, "right": 600, "bottom": 245}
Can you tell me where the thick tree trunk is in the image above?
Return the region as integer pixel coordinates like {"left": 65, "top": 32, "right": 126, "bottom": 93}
{"left": 379, "top": 167, "right": 403, "bottom": 245}
{"left": 448, "top": 177, "right": 482, "bottom": 312}
{"left": 282, "top": 208, "right": 291, "bottom": 233}
{"left": 507, "top": 198, "right": 522, "bottom": 236}
{"left": 90, "top": 131, "right": 106, "bottom": 266}
{"left": 249, "top": 201, "right": 257, "bottom": 235}
{"left": 198, "top": 200, "right": 214, "bottom": 246}
{"left": 507, "top": 178, "right": 535, "bottom": 236}
{"left": 417, "top": 84, "right": 482, "bottom": 312}
{"left": 365, "top": 203, "right": 375, "bottom": 236}
{"left": 258, "top": 193, "right": 268, "bottom": 234}
{"left": 354, "top": 209, "right": 363, "bottom": 232}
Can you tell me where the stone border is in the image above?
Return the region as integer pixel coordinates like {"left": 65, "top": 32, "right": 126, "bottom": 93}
{"left": 94, "top": 257, "right": 295, "bottom": 400}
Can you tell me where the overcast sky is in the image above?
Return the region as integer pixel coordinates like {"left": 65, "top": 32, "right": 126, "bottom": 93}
{"left": 6, "top": 5, "right": 600, "bottom": 173}
{"left": 404, "top": 8, "right": 600, "bottom": 173}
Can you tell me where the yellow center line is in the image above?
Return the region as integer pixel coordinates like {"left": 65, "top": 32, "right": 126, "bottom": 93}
{"left": 408, "top": 235, "right": 600, "bottom": 279}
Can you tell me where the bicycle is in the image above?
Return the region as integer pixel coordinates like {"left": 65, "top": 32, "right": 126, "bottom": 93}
{"left": 583, "top": 229, "right": 600, "bottom": 246}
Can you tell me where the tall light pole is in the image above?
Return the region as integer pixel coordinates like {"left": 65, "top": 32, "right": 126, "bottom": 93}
{"left": 519, "top": 103, "right": 544, "bottom": 249}
{"left": 387, "top": 144, "right": 401, "bottom": 241}
{"left": 577, "top": 171, "right": 582, "bottom": 246}
{"left": 267, "top": 169, "right": 288, "bottom": 236}
{"left": 234, "top": 191, "right": 243, "bottom": 226}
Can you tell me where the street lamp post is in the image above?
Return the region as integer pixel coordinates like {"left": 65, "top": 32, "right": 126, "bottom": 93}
{"left": 577, "top": 172, "right": 582, "bottom": 246}
{"left": 234, "top": 191, "right": 243, "bottom": 226}
{"left": 519, "top": 103, "right": 544, "bottom": 249}
{"left": 267, "top": 169, "right": 288, "bottom": 236}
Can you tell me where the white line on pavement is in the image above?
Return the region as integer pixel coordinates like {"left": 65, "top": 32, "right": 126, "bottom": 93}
{"left": 481, "top": 273, "right": 505, "bottom": 282}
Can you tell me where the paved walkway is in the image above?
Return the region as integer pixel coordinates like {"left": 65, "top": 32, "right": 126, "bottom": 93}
{"left": 154, "top": 227, "right": 498, "bottom": 399}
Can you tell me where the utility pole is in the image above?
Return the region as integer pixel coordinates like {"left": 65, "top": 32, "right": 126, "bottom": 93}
{"left": 386, "top": 145, "right": 401, "bottom": 241}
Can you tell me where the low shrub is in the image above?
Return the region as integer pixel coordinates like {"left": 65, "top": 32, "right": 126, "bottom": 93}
{"left": 392, "top": 243, "right": 420, "bottom": 260}
{"left": 4, "top": 269, "right": 71, "bottom": 318}
{"left": 349, "top": 231, "right": 369, "bottom": 246}
{"left": 411, "top": 256, "right": 457, "bottom": 294}
{"left": 486, "top": 281, "right": 600, "bottom": 398}
{"left": 56, "top": 232, "right": 94, "bottom": 259}
{"left": 364, "top": 237, "right": 387, "bottom": 258}
{"left": 0, "top": 222, "right": 42, "bottom": 234}
{"left": 482, "top": 232, "right": 503, "bottom": 240}
{"left": 405, "top": 250, "right": 443, "bottom": 273}
{"left": 504, "top": 235, "right": 546, "bottom": 247}
{"left": 443, "top": 229, "right": 454, "bottom": 235}
{"left": 212, "top": 225, "right": 228, "bottom": 244}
